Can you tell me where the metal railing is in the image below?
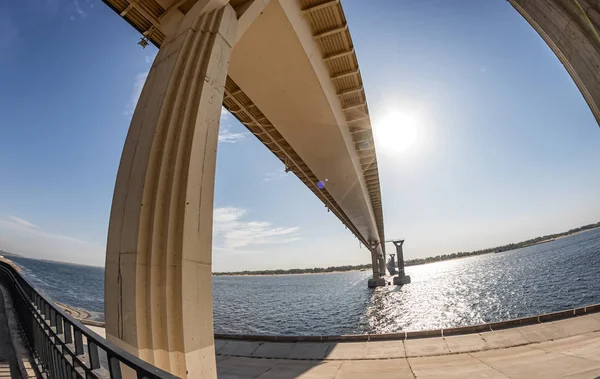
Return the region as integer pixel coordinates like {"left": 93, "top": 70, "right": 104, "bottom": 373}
{"left": 0, "top": 261, "right": 179, "bottom": 379}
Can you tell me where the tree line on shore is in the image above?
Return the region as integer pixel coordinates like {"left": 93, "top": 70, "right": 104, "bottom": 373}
{"left": 404, "top": 221, "right": 600, "bottom": 266}
{"left": 213, "top": 264, "right": 372, "bottom": 276}
{"left": 213, "top": 221, "right": 600, "bottom": 276}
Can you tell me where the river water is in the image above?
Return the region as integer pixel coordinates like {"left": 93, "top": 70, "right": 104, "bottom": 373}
{"left": 9, "top": 227, "right": 600, "bottom": 336}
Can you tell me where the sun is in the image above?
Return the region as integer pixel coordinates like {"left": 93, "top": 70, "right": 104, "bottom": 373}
{"left": 374, "top": 110, "right": 421, "bottom": 154}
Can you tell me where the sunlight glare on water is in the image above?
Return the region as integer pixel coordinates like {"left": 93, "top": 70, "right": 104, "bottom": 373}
{"left": 10, "top": 228, "right": 600, "bottom": 336}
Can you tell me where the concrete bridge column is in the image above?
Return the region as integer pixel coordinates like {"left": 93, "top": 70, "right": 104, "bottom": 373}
{"left": 368, "top": 246, "right": 386, "bottom": 287}
{"left": 379, "top": 250, "right": 386, "bottom": 279}
{"left": 392, "top": 240, "right": 411, "bottom": 285}
{"left": 370, "top": 249, "right": 379, "bottom": 278}
{"left": 509, "top": 0, "right": 600, "bottom": 126}
{"left": 104, "top": 2, "right": 237, "bottom": 378}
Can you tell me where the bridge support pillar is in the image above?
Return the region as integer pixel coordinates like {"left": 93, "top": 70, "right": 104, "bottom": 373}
{"left": 379, "top": 251, "right": 386, "bottom": 278}
{"left": 391, "top": 240, "right": 411, "bottom": 286}
{"left": 368, "top": 248, "right": 386, "bottom": 288}
{"left": 104, "top": 2, "right": 237, "bottom": 378}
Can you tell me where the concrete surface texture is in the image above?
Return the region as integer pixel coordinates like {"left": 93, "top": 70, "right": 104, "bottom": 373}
{"left": 84, "top": 312, "right": 600, "bottom": 377}
{"left": 102, "top": 1, "right": 390, "bottom": 377}
{"left": 509, "top": 0, "right": 600, "bottom": 126}
{"left": 103, "top": 2, "right": 238, "bottom": 378}
{"left": 215, "top": 313, "right": 600, "bottom": 378}
{"left": 102, "top": 0, "right": 388, "bottom": 283}
{"left": 97, "top": 0, "right": 600, "bottom": 378}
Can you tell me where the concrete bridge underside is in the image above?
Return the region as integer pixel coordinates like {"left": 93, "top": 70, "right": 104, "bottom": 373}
{"left": 102, "top": 0, "right": 387, "bottom": 377}
{"left": 100, "top": 0, "right": 600, "bottom": 378}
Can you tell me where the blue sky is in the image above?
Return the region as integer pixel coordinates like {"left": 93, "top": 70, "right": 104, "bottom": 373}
{"left": 0, "top": 0, "right": 598, "bottom": 270}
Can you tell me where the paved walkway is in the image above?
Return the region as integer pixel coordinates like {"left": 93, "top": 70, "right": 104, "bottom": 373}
{"left": 0, "top": 290, "right": 22, "bottom": 379}
{"left": 215, "top": 313, "right": 600, "bottom": 378}
{"left": 86, "top": 313, "right": 600, "bottom": 378}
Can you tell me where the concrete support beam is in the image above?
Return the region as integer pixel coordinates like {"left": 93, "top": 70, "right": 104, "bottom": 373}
{"left": 390, "top": 240, "right": 411, "bottom": 286}
{"left": 370, "top": 249, "right": 379, "bottom": 278}
{"left": 323, "top": 48, "right": 355, "bottom": 61}
{"left": 313, "top": 24, "right": 348, "bottom": 39}
{"left": 104, "top": 3, "right": 237, "bottom": 378}
{"left": 368, "top": 244, "right": 386, "bottom": 288}
{"left": 337, "top": 86, "right": 363, "bottom": 96}
{"left": 301, "top": 0, "right": 339, "bottom": 14}
{"left": 378, "top": 250, "right": 386, "bottom": 279}
{"left": 393, "top": 240, "right": 405, "bottom": 273}
{"left": 234, "top": 0, "right": 272, "bottom": 44}
{"left": 368, "top": 248, "right": 384, "bottom": 287}
{"left": 509, "top": 0, "right": 600, "bottom": 126}
{"left": 331, "top": 68, "right": 359, "bottom": 80}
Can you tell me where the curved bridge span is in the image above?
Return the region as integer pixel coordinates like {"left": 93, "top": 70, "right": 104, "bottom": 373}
{"left": 99, "top": 0, "right": 600, "bottom": 377}
{"left": 103, "top": 0, "right": 386, "bottom": 266}
{"left": 101, "top": 0, "right": 387, "bottom": 377}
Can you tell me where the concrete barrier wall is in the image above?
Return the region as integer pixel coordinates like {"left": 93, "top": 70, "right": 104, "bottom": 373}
{"left": 78, "top": 303, "right": 600, "bottom": 343}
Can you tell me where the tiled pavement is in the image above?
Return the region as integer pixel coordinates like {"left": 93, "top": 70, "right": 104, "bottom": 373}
{"left": 215, "top": 313, "right": 600, "bottom": 378}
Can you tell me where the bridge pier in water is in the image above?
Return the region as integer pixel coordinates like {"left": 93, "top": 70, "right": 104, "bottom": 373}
{"left": 367, "top": 245, "right": 387, "bottom": 288}
{"left": 391, "top": 240, "right": 411, "bottom": 286}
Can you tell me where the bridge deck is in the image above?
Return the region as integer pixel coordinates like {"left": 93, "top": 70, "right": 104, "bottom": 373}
{"left": 101, "top": 0, "right": 386, "bottom": 253}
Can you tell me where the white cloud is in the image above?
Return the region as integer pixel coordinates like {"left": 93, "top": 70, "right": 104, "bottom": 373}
{"left": 221, "top": 106, "right": 231, "bottom": 120}
{"left": 213, "top": 207, "right": 300, "bottom": 251}
{"left": 218, "top": 107, "right": 246, "bottom": 143}
{"left": 144, "top": 52, "right": 157, "bottom": 65}
{"left": 124, "top": 54, "right": 157, "bottom": 115}
{"left": 125, "top": 72, "right": 148, "bottom": 116}
{"left": 218, "top": 128, "right": 246, "bottom": 144}
{"left": 0, "top": 216, "right": 91, "bottom": 245}
{"left": 8, "top": 216, "right": 39, "bottom": 229}
{"left": 73, "top": 0, "right": 87, "bottom": 18}
{"left": 264, "top": 168, "right": 287, "bottom": 182}
{"left": 0, "top": 215, "right": 104, "bottom": 266}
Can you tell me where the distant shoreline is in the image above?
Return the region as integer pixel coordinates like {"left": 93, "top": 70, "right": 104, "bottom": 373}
{"left": 2, "top": 222, "right": 599, "bottom": 276}
{"left": 214, "top": 223, "right": 600, "bottom": 276}
{"left": 214, "top": 269, "right": 369, "bottom": 277}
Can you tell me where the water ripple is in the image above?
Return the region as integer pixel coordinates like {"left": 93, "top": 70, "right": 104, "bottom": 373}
{"left": 10, "top": 228, "right": 600, "bottom": 335}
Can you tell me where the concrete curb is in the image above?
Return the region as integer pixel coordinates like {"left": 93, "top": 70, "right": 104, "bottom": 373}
{"left": 213, "top": 303, "right": 600, "bottom": 342}
{"left": 65, "top": 302, "right": 600, "bottom": 343}
{"left": 0, "top": 285, "right": 39, "bottom": 378}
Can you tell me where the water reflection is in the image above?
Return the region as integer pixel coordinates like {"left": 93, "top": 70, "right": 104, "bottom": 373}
{"left": 10, "top": 228, "right": 600, "bottom": 336}
{"left": 361, "top": 228, "right": 600, "bottom": 333}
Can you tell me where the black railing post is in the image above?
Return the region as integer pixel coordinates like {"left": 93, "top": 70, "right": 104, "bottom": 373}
{"left": 0, "top": 261, "right": 180, "bottom": 379}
